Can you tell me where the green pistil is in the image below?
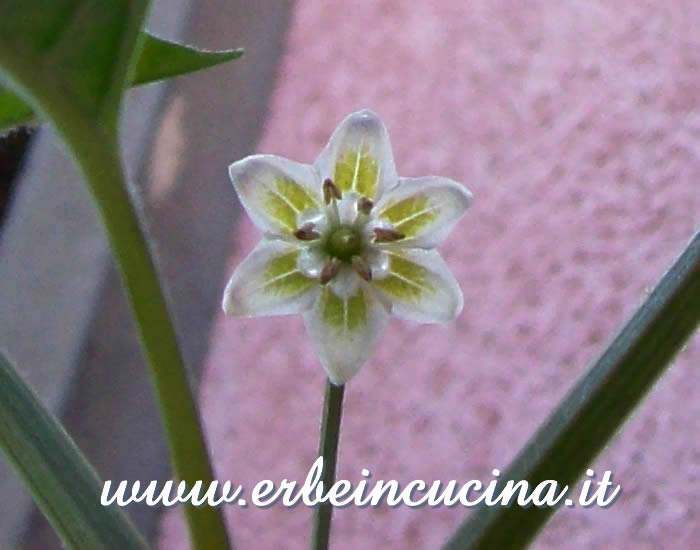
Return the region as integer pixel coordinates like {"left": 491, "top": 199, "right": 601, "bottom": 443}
{"left": 326, "top": 225, "right": 362, "bottom": 262}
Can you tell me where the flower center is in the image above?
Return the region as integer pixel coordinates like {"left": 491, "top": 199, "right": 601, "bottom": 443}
{"left": 326, "top": 225, "right": 362, "bottom": 262}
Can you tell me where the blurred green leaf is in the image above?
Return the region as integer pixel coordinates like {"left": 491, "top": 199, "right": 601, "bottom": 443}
{"left": 0, "top": 33, "right": 243, "bottom": 132}
{"left": 132, "top": 34, "right": 243, "bottom": 86}
{"left": 0, "top": 1, "right": 149, "bottom": 134}
{"left": 443, "top": 231, "right": 700, "bottom": 550}
{"left": 0, "top": 351, "right": 149, "bottom": 550}
{"left": 0, "top": 88, "right": 36, "bottom": 130}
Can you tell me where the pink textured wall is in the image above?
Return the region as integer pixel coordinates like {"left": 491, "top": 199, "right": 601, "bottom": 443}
{"left": 160, "top": 1, "right": 699, "bottom": 548}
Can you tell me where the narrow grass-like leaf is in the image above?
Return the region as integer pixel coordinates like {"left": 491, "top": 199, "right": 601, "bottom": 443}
{"left": 442, "top": 231, "right": 700, "bottom": 550}
{"left": 0, "top": 2, "right": 233, "bottom": 549}
{"left": 0, "top": 351, "right": 149, "bottom": 550}
{"left": 0, "top": 33, "right": 243, "bottom": 132}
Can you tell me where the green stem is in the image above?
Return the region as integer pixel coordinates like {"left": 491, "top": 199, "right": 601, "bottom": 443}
{"left": 442, "top": 230, "right": 700, "bottom": 550}
{"left": 311, "top": 380, "right": 346, "bottom": 550}
{"left": 0, "top": 5, "right": 232, "bottom": 547}
{"left": 57, "top": 122, "right": 233, "bottom": 550}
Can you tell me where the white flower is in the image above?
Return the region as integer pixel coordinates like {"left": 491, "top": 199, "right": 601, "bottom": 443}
{"left": 223, "top": 110, "right": 472, "bottom": 385}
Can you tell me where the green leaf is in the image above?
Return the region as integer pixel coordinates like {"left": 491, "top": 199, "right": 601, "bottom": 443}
{"left": 0, "top": 87, "right": 36, "bottom": 130}
{"left": 0, "top": 33, "right": 243, "bottom": 132}
{"left": 0, "top": 1, "right": 150, "bottom": 134}
{"left": 0, "top": 351, "right": 149, "bottom": 550}
{"left": 131, "top": 34, "right": 243, "bottom": 86}
{"left": 442, "top": 231, "right": 700, "bottom": 550}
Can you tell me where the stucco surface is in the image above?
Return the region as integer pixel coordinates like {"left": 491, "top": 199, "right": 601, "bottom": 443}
{"left": 159, "top": 1, "right": 699, "bottom": 548}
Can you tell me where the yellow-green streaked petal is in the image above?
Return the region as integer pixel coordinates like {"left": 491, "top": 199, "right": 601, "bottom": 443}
{"left": 333, "top": 146, "right": 379, "bottom": 197}
{"left": 315, "top": 110, "right": 397, "bottom": 201}
{"left": 372, "top": 253, "right": 435, "bottom": 302}
{"left": 263, "top": 177, "right": 321, "bottom": 232}
{"left": 303, "top": 284, "right": 389, "bottom": 384}
{"left": 370, "top": 249, "right": 463, "bottom": 323}
{"left": 373, "top": 176, "right": 473, "bottom": 248}
{"left": 320, "top": 286, "right": 367, "bottom": 331}
{"left": 276, "top": 177, "right": 319, "bottom": 211}
{"left": 229, "top": 155, "right": 322, "bottom": 237}
{"left": 378, "top": 194, "right": 439, "bottom": 239}
{"left": 263, "top": 192, "right": 296, "bottom": 232}
{"left": 262, "top": 250, "right": 317, "bottom": 296}
{"left": 223, "top": 240, "right": 318, "bottom": 318}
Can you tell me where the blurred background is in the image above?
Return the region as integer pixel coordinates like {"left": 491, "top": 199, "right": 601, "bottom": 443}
{"left": 1, "top": 1, "right": 699, "bottom": 549}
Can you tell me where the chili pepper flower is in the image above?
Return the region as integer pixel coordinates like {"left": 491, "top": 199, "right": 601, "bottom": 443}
{"left": 223, "top": 110, "right": 472, "bottom": 385}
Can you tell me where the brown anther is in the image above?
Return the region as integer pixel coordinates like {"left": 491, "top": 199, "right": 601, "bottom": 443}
{"left": 351, "top": 256, "right": 372, "bottom": 281}
{"left": 319, "top": 259, "right": 342, "bottom": 285}
{"left": 357, "top": 196, "right": 374, "bottom": 215}
{"left": 323, "top": 178, "right": 342, "bottom": 204}
{"left": 294, "top": 223, "right": 321, "bottom": 241}
{"left": 372, "top": 227, "right": 405, "bottom": 243}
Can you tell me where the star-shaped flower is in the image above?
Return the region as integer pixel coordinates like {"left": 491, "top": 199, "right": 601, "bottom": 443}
{"left": 223, "top": 110, "right": 472, "bottom": 385}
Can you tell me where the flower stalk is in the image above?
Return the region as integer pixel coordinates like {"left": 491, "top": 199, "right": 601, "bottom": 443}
{"left": 311, "top": 380, "right": 346, "bottom": 550}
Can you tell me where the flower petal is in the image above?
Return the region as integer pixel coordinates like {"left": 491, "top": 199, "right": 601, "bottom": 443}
{"left": 298, "top": 246, "right": 326, "bottom": 278}
{"left": 223, "top": 240, "right": 318, "bottom": 317}
{"left": 370, "top": 248, "right": 463, "bottom": 323}
{"left": 314, "top": 109, "right": 397, "bottom": 201}
{"left": 328, "top": 265, "right": 361, "bottom": 299}
{"left": 229, "top": 155, "right": 322, "bottom": 237}
{"left": 374, "top": 176, "right": 472, "bottom": 248}
{"left": 304, "top": 285, "right": 389, "bottom": 384}
{"left": 335, "top": 191, "right": 364, "bottom": 225}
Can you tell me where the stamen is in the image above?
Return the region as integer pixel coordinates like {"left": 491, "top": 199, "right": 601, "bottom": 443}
{"left": 351, "top": 256, "right": 372, "bottom": 281}
{"left": 294, "top": 222, "right": 321, "bottom": 241}
{"left": 357, "top": 196, "right": 374, "bottom": 215}
{"left": 372, "top": 227, "right": 405, "bottom": 243}
{"left": 320, "top": 258, "right": 342, "bottom": 284}
{"left": 323, "top": 178, "right": 342, "bottom": 204}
